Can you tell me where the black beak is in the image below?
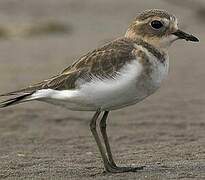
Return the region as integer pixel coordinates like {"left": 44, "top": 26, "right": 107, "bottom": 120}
{"left": 172, "top": 29, "right": 199, "bottom": 42}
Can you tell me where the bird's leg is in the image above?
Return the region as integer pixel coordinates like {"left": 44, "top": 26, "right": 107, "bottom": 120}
{"left": 89, "top": 110, "right": 111, "bottom": 169}
{"left": 99, "top": 111, "right": 145, "bottom": 173}
{"left": 99, "top": 111, "right": 117, "bottom": 167}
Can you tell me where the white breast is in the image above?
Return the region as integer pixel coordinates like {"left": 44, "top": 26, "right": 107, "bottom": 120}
{"left": 146, "top": 51, "right": 169, "bottom": 89}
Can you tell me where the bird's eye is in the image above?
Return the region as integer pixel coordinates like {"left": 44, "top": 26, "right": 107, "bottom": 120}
{"left": 150, "top": 20, "right": 163, "bottom": 29}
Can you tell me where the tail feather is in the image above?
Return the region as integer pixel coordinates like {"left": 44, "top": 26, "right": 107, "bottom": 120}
{"left": 0, "top": 88, "right": 35, "bottom": 97}
{"left": 0, "top": 73, "right": 67, "bottom": 108}
{"left": 0, "top": 92, "right": 23, "bottom": 97}
{"left": 0, "top": 93, "right": 32, "bottom": 108}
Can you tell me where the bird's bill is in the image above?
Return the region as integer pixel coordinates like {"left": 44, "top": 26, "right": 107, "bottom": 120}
{"left": 172, "top": 29, "right": 199, "bottom": 42}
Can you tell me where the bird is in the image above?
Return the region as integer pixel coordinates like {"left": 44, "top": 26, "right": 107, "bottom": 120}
{"left": 0, "top": 9, "right": 199, "bottom": 173}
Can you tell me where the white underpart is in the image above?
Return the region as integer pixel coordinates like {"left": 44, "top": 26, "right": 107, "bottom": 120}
{"left": 31, "top": 46, "right": 169, "bottom": 111}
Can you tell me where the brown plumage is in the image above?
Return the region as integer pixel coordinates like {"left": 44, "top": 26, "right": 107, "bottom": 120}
{"left": 0, "top": 36, "right": 166, "bottom": 108}
{"left": 0, "top": 37, "right": 164, "bottom": 97}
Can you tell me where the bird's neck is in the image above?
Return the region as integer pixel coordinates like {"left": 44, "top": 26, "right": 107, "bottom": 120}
{"left": 125, "top": 36, "right": 167, "bottom": 63}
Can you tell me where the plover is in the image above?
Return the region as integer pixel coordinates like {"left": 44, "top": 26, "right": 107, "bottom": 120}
{"left": 0, "top": 9, "right": 199, "bottom": 173}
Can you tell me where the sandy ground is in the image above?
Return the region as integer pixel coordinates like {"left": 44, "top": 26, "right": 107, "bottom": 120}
{"left": 0, "top": 0, "right": 205, "bottom": 179}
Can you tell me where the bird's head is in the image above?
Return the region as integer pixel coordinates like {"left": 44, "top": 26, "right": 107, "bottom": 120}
{"left": 125, "top": 9, "right": 199, "bottom": 50}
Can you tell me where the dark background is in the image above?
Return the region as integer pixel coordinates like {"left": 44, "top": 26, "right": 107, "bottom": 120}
{"left": 0, "top": 0, "right": 204, "bottom": 179}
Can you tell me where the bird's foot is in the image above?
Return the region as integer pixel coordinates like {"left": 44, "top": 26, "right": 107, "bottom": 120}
{"left": 105, "top": 164, "right": 145, "bottom": 173}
